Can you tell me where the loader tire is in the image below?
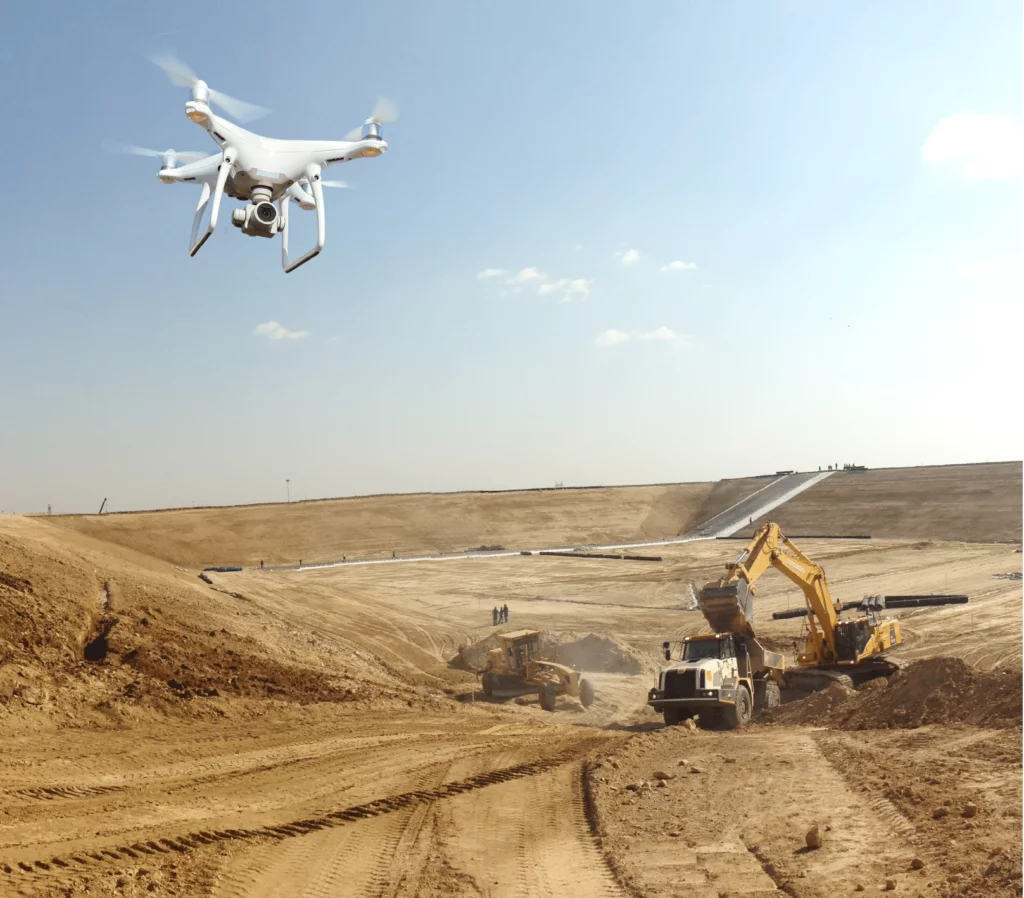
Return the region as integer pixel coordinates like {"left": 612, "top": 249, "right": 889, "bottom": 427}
{"left": 482, "top": 672, "right": 495, "bottom": 698}
{"left": 754, "top": 679, "right": 780, "bottom": 711}
{"left": 663, "top": 707, "right": 682, "bottom": 726}
{"left": 579, "top": 678, "right": 595, "bottom": 709}
{"left": 721, "top": 687, "right": 752, "bottom": 730}
{"left": 540, "top": 684, "right": 557, "bottom": 712}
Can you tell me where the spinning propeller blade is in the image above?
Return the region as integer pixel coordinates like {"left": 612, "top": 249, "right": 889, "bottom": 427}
{"left": 370, "top": 97, "right": 399, "bottom": 124}
{"left": 344, "top": 96, "right": 399, "bottom": 139}
{"left": 149, "top": 53, "right": 271, "bottom": 123}
{"left": 103, "top": 140, "right": 208, "bottom": 164}
{"left": 321, "top": 180, "right": 351, "bottom": 189}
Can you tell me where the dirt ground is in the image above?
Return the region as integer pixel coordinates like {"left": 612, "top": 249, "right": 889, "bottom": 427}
{"left": 44, "top": 477, "right": 765, "bottom": 568}
{"left": 746, "top": 462, "right": 1022, "bottom": 543}
{"left": 1, "top": 465, "right": 1020, "bottom": 897}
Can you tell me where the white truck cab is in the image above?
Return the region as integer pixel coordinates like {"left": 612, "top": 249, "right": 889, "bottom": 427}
{"left": 647, "top": 633, "right": 782, "bottom": 729}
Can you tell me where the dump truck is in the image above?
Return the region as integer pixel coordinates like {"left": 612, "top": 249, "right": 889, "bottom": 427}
{"left": 481, "top": 630, "right": 595, "bottom": 712}
{"left": 646, "top": 631, "right": 784, "bottom": 728}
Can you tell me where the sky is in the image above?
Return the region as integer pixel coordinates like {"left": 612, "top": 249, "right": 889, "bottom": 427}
{"left": 0, "top": 0, "right": 1021, "bottom": 513}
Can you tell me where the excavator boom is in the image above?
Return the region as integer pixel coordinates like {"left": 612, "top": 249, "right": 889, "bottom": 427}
{"left": 699, "top": 523, "right": 891, "bottom": 672}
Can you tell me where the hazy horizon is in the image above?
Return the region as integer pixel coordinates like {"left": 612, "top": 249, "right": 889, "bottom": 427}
{"left": 2, "top": 1, "right": 1021, "bottom": 515}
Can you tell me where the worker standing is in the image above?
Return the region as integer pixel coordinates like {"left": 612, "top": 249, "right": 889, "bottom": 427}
{"left": 502, "top": 603, "right": 509, "bottom": 624}
{"left": 259, "top": 559, "right": 264, "bottom": 570}
{"left": 492, "top": 607, "right": 499, "bottom": 626}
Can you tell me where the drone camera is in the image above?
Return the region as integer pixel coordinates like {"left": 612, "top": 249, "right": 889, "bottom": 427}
{"left": 231, "top": 200, "right": 281, "bottom": 238}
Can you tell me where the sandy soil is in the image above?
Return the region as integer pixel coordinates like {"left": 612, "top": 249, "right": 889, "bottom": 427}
{"left": 1, "top": 466, "right": 1020, "bottom": 897}
{"left": 747, "top": 462, "right": 1022, "bottom": 543}
{"left": 46, "top": 478, "right": 765, "bottom": 569}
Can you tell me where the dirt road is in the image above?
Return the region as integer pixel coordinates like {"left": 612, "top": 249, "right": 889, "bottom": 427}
{"left": 2, "top": 465, "right": 1020, "bottom": 897}
{"left": 1, "top": 707, "right": 625, "bottom": 897}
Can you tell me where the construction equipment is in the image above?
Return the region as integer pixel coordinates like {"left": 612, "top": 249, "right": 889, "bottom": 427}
{"left": 698, "top": 523, "right": 964, "bottom": 691}
{"left": 648, "top": 523, "right": 969, "bottom": 727}
{"left": 646, "top": 631, "right": 784, "bottom": 729}
{"left": 481, "top": 630, "right": 595, "bottom": 712}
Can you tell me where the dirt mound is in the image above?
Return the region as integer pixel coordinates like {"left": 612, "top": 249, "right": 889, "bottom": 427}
{"left": 449, "top": 631, "right": 643, "bottom": 675}
{"left": 554, "top": 633, "right": 643, "bottom": 675}
{"left": 0, "top": 517, "right": 431, "bottom": 731}
{"left": 766, "top": 657, "right": 1022, "bottom": 730}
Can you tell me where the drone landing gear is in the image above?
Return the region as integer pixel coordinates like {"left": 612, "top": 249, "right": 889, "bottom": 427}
{"left": 281, "top": 165, "right": 325, "bottom": 274}
{"left": 190, "top": 148, "right": 235, "bottom": 257}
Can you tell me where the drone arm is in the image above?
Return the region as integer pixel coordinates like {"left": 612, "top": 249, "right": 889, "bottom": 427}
{"left": 282, "top": 165, "right": 326, "bottom": 274}
{"left": 189, "top": 148, "right": 234, "bottom": 257}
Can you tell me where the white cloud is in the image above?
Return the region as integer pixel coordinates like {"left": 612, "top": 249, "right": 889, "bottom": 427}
{"left": 476, "top": 268, "right": 507, "bottom": 280}
{"left": 254, "top": 321, "right": 310, "bottom": 341}
{"left": 640, "top": 326, "right": 678, "bottom": 341}
{"left": 640, "top": 326, "right": 691, "bottom": 349}
{"left": 506, "top": 267, "right": 546, "bottom": 284}
{"left": 595, "top": 329, "right": 630, "bottom": 348}
{"left": 922, "top": 113, "right": 1024, "bottom": 180}
{"left": 538, "top": 277, "right": 591, "bottom": 301}
{"left": 616, "top": 248, "right": 641, "bottom": 266}
{"left": 660, "top": 260, "right": 697, "bottom": 272}
{"left": 597, "top": 325, "right": 691, "bottom": 350}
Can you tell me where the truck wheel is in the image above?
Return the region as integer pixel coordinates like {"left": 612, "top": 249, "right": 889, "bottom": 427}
{"left": 663, "top": 707, "right": 682, "bottom": 726}
{"left": 722, "top": 687, "right": 752, "bottom": 730}
{"left": 579, "top": 678, "right": 595, "bottom": 709}
{"left": 540, "top": 684, "right": 557, "bottom": 712}
{"left": 482, "top": 672, "right": 495, "bottom": 698}
{"left": 754, "top": 679, "right": 780, "bottom": 711}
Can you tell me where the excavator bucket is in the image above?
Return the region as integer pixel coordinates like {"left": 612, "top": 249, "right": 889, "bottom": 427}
{"left": 698, "top": 583, "right": 757, "bottom": 638}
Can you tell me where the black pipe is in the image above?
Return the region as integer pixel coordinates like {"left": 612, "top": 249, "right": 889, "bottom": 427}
{"left": 771, "top": 594, "right": 969, "bottom": 620}
{"left": 884, "top": 595, "right": 969, "bottom": 608}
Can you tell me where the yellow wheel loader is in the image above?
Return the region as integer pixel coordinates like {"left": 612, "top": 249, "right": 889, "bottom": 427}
{"left": 481, "top": 630, "right": 596, "bottom": 712}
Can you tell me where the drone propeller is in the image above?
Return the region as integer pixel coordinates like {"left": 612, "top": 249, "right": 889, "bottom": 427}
{"left": 344, "top": 97, "right": 398, "bottom": 140}
{"left": 149, "top": 54, "right": 270, "bottom": 123}
{"left": 103, "top": 139, "right": 208, "bottom": 164}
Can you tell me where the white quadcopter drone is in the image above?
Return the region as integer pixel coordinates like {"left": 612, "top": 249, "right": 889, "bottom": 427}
{"left": 113, "top": 55, "right": 395, "bottom": 273}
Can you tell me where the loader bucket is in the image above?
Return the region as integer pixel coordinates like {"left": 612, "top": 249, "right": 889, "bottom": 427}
{"left": 698, "top": 584, "right": 756, "bottom": 638}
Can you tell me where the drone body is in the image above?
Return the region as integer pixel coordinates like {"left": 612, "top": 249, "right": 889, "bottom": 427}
{"left": 118, "top": 57, "right": 394, "bottom": 273}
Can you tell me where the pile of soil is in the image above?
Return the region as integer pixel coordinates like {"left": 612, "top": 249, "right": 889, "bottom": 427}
{"left": 765, "top": 657, "right": 1022, "bottom": 730}
{"left": 449, "top": 631, "right": 643, "bottom": 675}
{"left": 0, "top": 520, "right": 428, "bottom": 729}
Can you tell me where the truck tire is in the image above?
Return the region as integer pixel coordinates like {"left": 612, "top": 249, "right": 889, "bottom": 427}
{"left": 663, "top": 707, "right": 682, "bottom": 726}
{"left": 721, "top": 687, "right": 752, "bottom": 730}
{"left": 482, "top": 672, "right": 495, "bottom": 698}
{"left": 540, "top": 684, "right": 557, "bottom": 712}
{"left": 579, "top": 678, "right": 595, "bottom": 709}
{"left": 754, "top": 679, "right": 780, "bottom": 711}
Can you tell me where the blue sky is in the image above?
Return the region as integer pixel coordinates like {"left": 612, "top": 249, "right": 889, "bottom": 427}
{"left": 1, "top": 1, "right": 1021, "bottom": 513}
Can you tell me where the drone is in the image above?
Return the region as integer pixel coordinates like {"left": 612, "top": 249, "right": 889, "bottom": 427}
{"left": 112, "top": 55, "right": 395, "bottom": 273}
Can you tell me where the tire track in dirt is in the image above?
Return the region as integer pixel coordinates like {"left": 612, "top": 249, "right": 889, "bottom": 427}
{"left": 428, "top": 762, "right": 626, "bottom": 897}
{"left": 1, "top": 744, "right": 606, "bottom": 886}
{"left": 5, "top": 785, "right": 125, "bottom": 802}
{"left": 210, "top": 755, "right": 462, "bottom": 898}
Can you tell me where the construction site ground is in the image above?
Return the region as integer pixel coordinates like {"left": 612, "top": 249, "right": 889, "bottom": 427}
{"left": 1, "top": 462, "right": 1020, "bottom": 897}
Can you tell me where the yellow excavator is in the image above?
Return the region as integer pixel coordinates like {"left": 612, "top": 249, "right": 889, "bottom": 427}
{"left": 698, "top": 523, "right": 905, "bottom": 691}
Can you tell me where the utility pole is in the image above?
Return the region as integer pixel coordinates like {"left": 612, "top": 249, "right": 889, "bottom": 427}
{"left": 286, "top": 479, "right": 291, "bottom": 503}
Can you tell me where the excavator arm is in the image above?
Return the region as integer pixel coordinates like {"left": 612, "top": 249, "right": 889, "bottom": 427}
{"left": 700, "top": 523, "right": 843, "bottom": 666}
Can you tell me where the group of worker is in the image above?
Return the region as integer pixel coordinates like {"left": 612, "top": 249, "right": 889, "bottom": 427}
{"left": 492, "top": 604, "right": 509, "bottom": 626}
